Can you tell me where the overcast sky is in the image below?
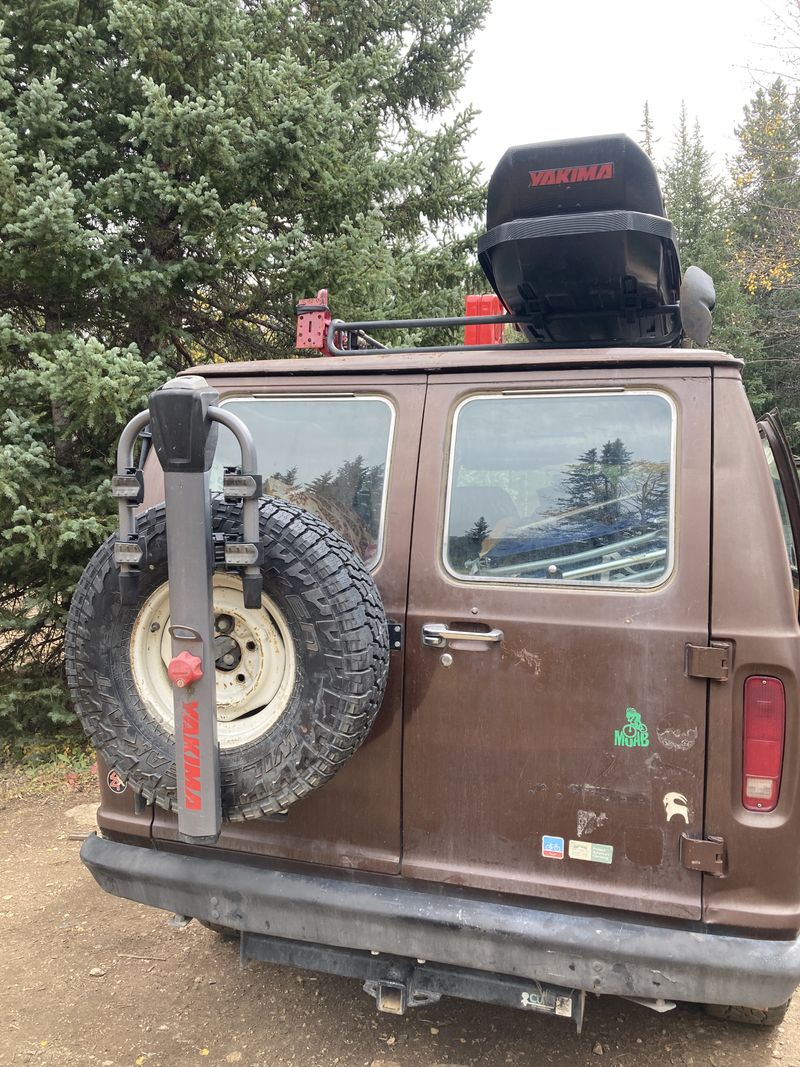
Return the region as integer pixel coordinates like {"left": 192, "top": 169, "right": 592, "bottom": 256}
{"left": 459, "top": 0, "right": 782, "bottom": 178}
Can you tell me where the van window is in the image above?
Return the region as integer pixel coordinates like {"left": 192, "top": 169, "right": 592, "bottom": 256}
{"left": 212, "top": 397, "right": 394, "bottom": 568}
{"left": 762, "top": 438, "right": 800, "bottom": 598}
{"left": 444, "top": 391, "right": 675, "bottom": 586}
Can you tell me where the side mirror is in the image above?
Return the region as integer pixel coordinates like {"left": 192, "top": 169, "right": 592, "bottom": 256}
{"left": 680, "top": 266, "right": 716, "bottom": 347}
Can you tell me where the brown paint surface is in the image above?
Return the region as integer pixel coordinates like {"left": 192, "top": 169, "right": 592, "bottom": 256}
{"left": 703, "top": 373, "right": 800, "bottom": 930}
{"left": 95, "top": 350, "right": 800, "bottom": 935}
{"left": 400, "top": 368, "right": 711, "bottom": 921}
{"left": 145, "top": 377, "right": 426, "bottom": 874}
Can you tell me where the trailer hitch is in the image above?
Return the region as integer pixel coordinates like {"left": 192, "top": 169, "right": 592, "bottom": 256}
{"left": 113, "top": 375, "right": 261, "bottom": 843}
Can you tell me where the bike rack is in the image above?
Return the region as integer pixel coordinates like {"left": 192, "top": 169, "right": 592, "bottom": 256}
{"left": 113, "top": 376, "right": 262, "bottom": 843}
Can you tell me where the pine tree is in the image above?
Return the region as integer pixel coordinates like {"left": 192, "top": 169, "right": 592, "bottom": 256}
{"left": 639, "top": 101, "right": 657, "bottom": 159}
{"left": 662, "top": 106, "right": 720, "bottom": 265}
{"left": 556, "top": 447, "right": 600, "bottom": 516}
{"left": 0, "top": 0, "right": 489, "bottom": 732}
{"left": 661, "top": 105, "right": 768, "bottom": 404}
{"left": 728, "top": 78, "right": 800, "bottom": 430}
{"left": 271, "top": 467, "right": 299, "bottom": 487}
{"left": 555, "top": 440, "right": 669, "bottom": 543}
{"left": 467, "top": 516, "right": 490, "bottom": 546}
{"left": 597, "top": 439, "right": 633, "bottom": 525}
{"left": 556, "top": 441, "right": 632, "bottom": 529}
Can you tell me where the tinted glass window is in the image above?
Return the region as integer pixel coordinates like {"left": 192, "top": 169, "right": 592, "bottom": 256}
{"left": 212, "top": 397, "right": 393, "bottom": 567}
{"left": 445, "top": 392, "right": 674, "bottom": 586}
{"left": 762, "top": 438, "right": 800, "bottom": 598}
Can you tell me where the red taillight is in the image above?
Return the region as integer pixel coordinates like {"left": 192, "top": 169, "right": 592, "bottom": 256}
{"left": 743, "top": 676, "right": 786, "bottom": 812}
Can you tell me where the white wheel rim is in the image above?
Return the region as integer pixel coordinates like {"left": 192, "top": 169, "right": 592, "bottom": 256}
{"left": 130, "top": 573, "right": 296, "bottom": 749}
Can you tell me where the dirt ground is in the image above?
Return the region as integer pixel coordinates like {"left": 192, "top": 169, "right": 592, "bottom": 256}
{"left": 2, "top": 784, "right": 800, "bottom": 1067}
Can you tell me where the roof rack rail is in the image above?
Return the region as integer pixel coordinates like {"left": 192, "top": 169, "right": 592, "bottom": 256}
{"left": 295, "top": 290, "right": 681, "bottom": 358}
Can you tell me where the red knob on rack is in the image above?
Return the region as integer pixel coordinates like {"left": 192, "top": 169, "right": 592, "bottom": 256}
{"left": 167, "top": 650, "right": 203, "bottom": 688}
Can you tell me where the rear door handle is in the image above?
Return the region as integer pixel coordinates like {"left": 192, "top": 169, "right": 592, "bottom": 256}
{"left": 421, "top": 622, "right": 504, "bottom": 648}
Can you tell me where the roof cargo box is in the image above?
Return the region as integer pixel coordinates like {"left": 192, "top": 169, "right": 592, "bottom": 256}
{"left": 477, "top": 134, "right": 681, "bottom": 347}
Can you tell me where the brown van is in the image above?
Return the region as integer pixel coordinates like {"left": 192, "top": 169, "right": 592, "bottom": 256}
{"left": 69, "top": 135, "right": 800, "bottom": 1031}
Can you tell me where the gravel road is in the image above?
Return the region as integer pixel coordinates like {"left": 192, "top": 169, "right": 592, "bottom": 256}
{"left": 2, "top": 785, "right": 799, "bottom": 1067}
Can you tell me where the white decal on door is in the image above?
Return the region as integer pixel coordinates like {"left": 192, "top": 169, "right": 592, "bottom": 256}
{"left": 663, "top": 792, "right": 690, "bottom": 823}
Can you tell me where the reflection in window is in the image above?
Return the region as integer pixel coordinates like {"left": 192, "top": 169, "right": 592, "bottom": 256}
{"left": 445, "top": 393, "right": 674, "bottom": 586}
{"left": 212, "top": 398, "right": 393, "bottom": 567}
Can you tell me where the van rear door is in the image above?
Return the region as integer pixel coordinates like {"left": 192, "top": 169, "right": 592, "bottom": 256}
{"left": 402, "top": 366, "right": 712, "bottom": 920}
{"left": 703, "top": 387, "right": 800, "bottom": 930}
{"left": 144, "top": 376, "right": 426, "bottom": 874}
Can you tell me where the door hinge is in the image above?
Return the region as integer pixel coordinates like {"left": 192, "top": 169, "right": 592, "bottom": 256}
{"left": 685, "top": 641, "right": 732, "bottom": 682}
{"left": 387, "top": 620, "right": 402, "bottom": 652}
{"left": 680, "top": 834, "right": 727, "bottom": 876}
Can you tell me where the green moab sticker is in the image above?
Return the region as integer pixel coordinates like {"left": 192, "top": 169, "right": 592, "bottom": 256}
{"left": 614, "top": 707, "right": 649, "bottom": 748}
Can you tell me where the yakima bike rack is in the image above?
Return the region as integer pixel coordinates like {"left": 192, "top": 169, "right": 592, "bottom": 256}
{"left": 112, "top": 376, "right": 262, "bottom": 843}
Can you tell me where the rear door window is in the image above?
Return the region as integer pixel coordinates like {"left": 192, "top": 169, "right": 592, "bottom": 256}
{"left": 444, "top": 390, "right": 675, "bottom": 586}
{"left": 212, "top": 396, "right": 394, "bottom": 567}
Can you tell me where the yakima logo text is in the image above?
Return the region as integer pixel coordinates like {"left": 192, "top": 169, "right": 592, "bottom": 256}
{"left": 529, "top": 162, "right": 614, "bottom": 188}
{"left": 182, "top": 699, "right": 202, "bottom": 810}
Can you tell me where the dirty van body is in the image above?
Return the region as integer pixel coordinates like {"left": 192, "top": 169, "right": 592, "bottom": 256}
{"left": 69, "top": 136, "right": 800, "bottom": 1029}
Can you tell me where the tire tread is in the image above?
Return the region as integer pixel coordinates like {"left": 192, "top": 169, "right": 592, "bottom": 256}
{"left": 65, "top": 497, "right": 389, "bottom": 820}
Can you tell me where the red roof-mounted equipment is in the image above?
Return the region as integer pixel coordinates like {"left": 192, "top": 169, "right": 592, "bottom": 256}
{"left": 464, "top": 295, "right": 505, "bottom": 346}
{"left": 295, "top": 289, "right": 333, "bottom": 355}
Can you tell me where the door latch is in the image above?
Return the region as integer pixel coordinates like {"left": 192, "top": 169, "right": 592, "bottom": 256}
{"left": 680, "top": 835, "right": 727, "bottom": 876}
{"left": 685, "top": 641, "right": 732, "bottom": 682}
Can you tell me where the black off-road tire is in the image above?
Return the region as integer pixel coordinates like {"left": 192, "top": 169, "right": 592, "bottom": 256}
{"left": 65, "top": 497, "right": 389, "bottom": 820}
{"left": 704, "top": 1000, "right": 791, "bottom": 1027}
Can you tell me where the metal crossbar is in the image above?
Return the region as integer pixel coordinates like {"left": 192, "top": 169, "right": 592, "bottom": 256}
{"left": 325, "top": 306, "right": 681, "bottom": 357}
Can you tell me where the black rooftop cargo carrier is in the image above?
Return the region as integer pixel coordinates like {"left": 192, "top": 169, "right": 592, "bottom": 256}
{"left": 477, "top": 134, "right": 682, "bottom": 347}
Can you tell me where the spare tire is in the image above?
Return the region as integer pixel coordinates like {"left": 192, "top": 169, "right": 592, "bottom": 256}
{"left": 65, "top": 497, "right": 389, "bottom": 819}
